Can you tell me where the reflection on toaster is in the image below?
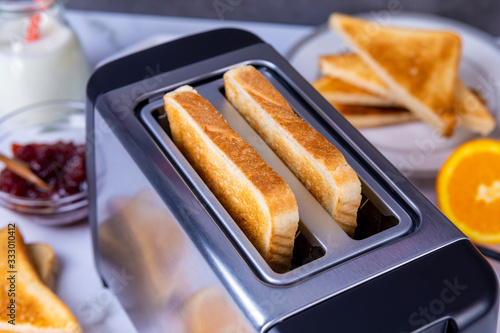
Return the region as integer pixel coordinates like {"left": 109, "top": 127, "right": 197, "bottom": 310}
{"left": 98, "top": 189, "right": 254, "bottom": 332}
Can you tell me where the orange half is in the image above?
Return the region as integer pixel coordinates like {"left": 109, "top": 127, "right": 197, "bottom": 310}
{"left": 437, "top": 139, "right": 500, "bottom": 244}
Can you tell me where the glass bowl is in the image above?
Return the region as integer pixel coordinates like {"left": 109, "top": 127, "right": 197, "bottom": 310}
{"left": 0, "top": 100, "right": 88, "bottom": 225}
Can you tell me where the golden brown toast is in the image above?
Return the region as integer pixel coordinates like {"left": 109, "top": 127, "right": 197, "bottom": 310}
{"left": 313, "top": 72, "right": 417, "bottom": 128}
{"left": 312, "top": 76, "right": 397, "bottom": 107}
{"left": 183, "top": 287, "right": 252, "bottom": 333}
{"left": 319, "top": 54, "right": 391, "bottom": 98}
{"left": 320, "top": 53, "right": 496, "bottom": 135}
{"left": 0, "top": 227, "right": 81, "bottom": 333}
{"left": 164, "top": 86, "right": 299, "bottom": 272}
{"left": 332, "top": 104, "right": 418, "bottom": 128}
{"left": 330, "top": 13, "right": 461, "bottom": 136}
{"left": 27, "top": 243, "right": 58, "bottom": 291}
{"left": 224, "top": 65, "right": 361, "bottom": 236}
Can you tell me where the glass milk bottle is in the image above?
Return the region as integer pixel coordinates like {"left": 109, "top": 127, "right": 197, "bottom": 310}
{"left": 0, "top": 0, "right": 89, "bottom": 116}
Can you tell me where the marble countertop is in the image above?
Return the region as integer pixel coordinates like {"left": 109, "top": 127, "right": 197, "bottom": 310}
{"left": 1, "top": 9, "right": 499, "bottom": 333}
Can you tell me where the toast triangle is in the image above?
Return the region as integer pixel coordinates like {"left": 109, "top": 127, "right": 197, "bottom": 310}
{"left": 330, "top": 13, "right": 461, "bottom": 136}
{"left": 320, "top": 53, "right": 496, "bottom": 135}
{"left": 312, "top": 76, "right": 397, "bottom": 107}
{"left": 0, "top": 227, "right": 81, "bottom": 333}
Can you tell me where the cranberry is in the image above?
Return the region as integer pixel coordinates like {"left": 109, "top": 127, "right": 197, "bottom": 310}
{"left": 0, "top": 141, "right": 87, "bottom": 199}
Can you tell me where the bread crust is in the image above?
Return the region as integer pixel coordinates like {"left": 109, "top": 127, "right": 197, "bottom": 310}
{"left": 164, "top": 86, "right": 299, "bottom": 272}
{"left": 224, "top": 66, "right": 361, "bottom": 236}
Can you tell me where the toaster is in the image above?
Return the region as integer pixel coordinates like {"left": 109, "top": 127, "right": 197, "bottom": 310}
{"left": 86, "top": 28, "right": 499, "bottom": 333}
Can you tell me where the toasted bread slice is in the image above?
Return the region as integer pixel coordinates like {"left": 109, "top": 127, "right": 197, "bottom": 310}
{"left": 330, "top": 13, "right": 461, "bottom": 136}
{"left": 315, "top": 64, "right": 418, "bottom": 128}
{"left": 311, "top": 72, "right": 416, "bottom": 127}
{"left": 184, "top": 287, "right": 252, "bottom": 333}
{"left": 164, "top": 86, "right": 299, "bottom": 272}
{"left": 312, "top": 76, "right": 397, "bottom": 107}
{"left": 321, "top": 53, "right": 496, "bottom": 135}
{"left": 27, "top": 243, "right": 58, "bottom": 291}
{"left": 332, "top": 103, "right": 418, "bottom": 128}
{"left": 454, "top": 80, "right": 496, "bottom": 135}
{"left": 0, "top": 227, "right": 81, "bottom": 333}
{"left": 319, "top": 54, "right": 392, "bottom": 99}
{"left": 224, "top": 65, "right": 361, "bottom": 236}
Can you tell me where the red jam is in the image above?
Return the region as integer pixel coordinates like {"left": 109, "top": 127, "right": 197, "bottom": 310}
{"left": 0, "top": 141, "right": 86, "bottom": 200}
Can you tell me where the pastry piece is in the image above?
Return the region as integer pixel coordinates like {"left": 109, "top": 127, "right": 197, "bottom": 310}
{"left": 312, "top": 76, "right": 397, "bottom": 107}
{"left": 330, "top": 13, "right": 461, "bottom": 136}
{"left": 224, "top": 65, "right": 361, "bottom": 236}
{"left": 0, "top": 227, "right": 81, "bottom": 333}
{"left": 320, "top": 53, "right": 496, "bottom": 135}
{"left": 164, "top": 86, "right": 299, "bottom": 272}
{"left": 332, "top": 104, "right": 418, "bottom": 128}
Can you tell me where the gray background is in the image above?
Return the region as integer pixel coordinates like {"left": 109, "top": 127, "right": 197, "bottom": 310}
{"left": 66, "top": 0, "right": 500, "bottom": 35}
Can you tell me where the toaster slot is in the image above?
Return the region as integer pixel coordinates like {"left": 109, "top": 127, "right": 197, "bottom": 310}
{"left": 354, "top": 191, "right": 399, "bottom": 240}
{"left": 139, "top": 63, "right": 413, "bottom": 284}
{"left": 291, "top": 230, "right": 325, "bottom": 269}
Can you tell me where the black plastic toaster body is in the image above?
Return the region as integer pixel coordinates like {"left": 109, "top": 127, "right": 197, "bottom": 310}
{"left": 86, "top": 29, "right": 499, "bottom": 333}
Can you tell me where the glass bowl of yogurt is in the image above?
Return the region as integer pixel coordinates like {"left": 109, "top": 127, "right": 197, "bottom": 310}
{"left": 0, "top": 100, "right": 88, "bottom": 225}
{"left": 0, "top": 0, "right": 89, "bottom": 117}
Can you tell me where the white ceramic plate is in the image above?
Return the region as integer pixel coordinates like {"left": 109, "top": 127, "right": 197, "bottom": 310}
{"left": 287, "top": 12, "right": 500, "bottom": 177}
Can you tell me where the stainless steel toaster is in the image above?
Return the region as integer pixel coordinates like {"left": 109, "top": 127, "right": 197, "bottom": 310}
{"left": 86, "top": 28, "right": 499, "bottom": 333}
